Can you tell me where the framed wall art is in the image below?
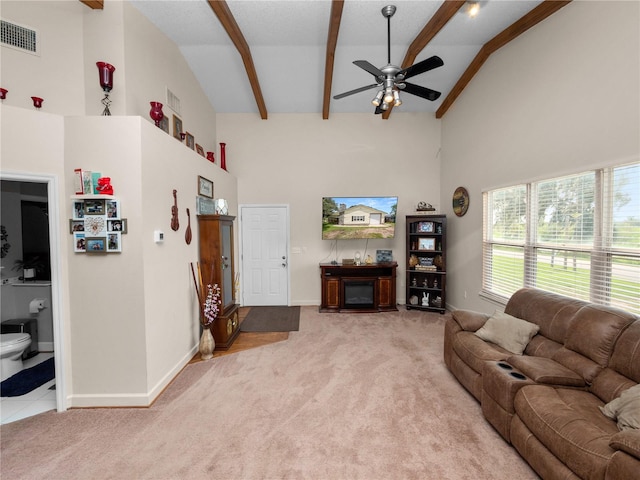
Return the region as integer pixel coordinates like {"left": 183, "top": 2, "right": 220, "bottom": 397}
{"left": 107, "top": 233, "right": 122, "bottom": 253}
{"left": 198, "top": 176, "right": 214, "bottom": 198}
{"left": 418, "top": 238, "right": 436, "bottom": 251}
{"left": 69, "top": 220, "right": 84, "bottom": 233}
{"left": 107, "top": 219, "right": 127, "bottom": 233}
{"left": 417, "top": 221, "right": 434, "bottom": 233}
{"left": 84, "top": 199, "right": 105, "bottom": 215}
{"left": 106, "top": 199, "right": 120, "bottom": 219}
{"left": 72, "top": 201, "right": 85, "bottom": 220}
{"left": 186, "top": 132, "right": 195, "bottom": 150}
{"left": 173, "top": 115, "right": 183, "bottom": 140}
{"left": 196, "top": 144, "right": 205, "bottom": 157}
{"left": 73, "top": 233, "right": 86, "bottom": 253}
{"left": 86, "top": 237, "right": 106, "bottom": 254}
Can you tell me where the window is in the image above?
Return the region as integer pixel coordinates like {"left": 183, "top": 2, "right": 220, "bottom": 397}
{"left": 351, "top": 215, "right": 365, "bottom": 222}
{"left": 483, "top": 162, "right": 640, "bottom": 314}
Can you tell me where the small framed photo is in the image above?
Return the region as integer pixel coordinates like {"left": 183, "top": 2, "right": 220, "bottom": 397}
{"left": 419, "top": 257, "right": 434, "bottom": 266}
{"left": 418, "top": 238, "right": 436, "bottom": 251}
{"left": 73, "top": 232, "right": 86, "bottom": 253}
{"left": 376, "top": 249, "right": 393, "bottom": 263}
{"left": 106, "top": 199, "right": 120, "bottom": 219}
{"left": 198, "top": 176, "right": 214, "bottom": 198}
{"left": 107, "top": 219, "right": 127, "bottom": 234}
{"left": 160, "top": 116, "right": 170, "bottom": 134}
{"left": 196, "top": 144, "right": 205, "bottom": 157}
{"left": 107, "top": 232, "right": 122, "bottom": 252}
{"left": 86, "top": 237, "right": 106, "bottom": 253}
{"left": 417, "top": 221, "right": 434, "bottom": 233}
{"left": 84, "top": 199, "right": 105, "bottom": 215}
{"left": 69, "top": 219, "right": 85, "bottom": 233}
{"left": 173, "top": 115, "right": 183, "bottom": 140}
{"left": 72, "top": 201, "right": 85, "bottom": 220}
{"left": 84, "top": 215, "right": 107, "bottom": 236}
{"left": 186, "top": 132, "right": 195, "bottom": 150}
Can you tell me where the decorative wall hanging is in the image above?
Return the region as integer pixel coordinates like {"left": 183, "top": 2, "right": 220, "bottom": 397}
{"left": 197, "top": 176, "right": 213, "bottom": 198}
{"left": 69, "top": 198, "right": 125, "bottom": 254}
{"left": 173, "top": 115, "right": 183, "bottom": 140}
{"left": 452, "top": 186, "right": 470, "bottom": 217}
{"left": 185, "top": 208, "right": 192, "bottom": 245}
{"left": 171, "top": 189, "right": 179, "bottom": 231}
{"left": 31, "top": 96, "right": 43, "bottom": 109}
{"left": 219, "top": 142, "right": 227, "bottom": 171}
{"left": 0, "top": 88, "right": 7, "bottom": 100}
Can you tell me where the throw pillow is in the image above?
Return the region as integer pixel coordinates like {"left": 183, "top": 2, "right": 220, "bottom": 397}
{"left": 474, "top": 311, "right": 540, "bottom": 355}
{"left": 600, "top": 384, "right": 640, "bottom": 431}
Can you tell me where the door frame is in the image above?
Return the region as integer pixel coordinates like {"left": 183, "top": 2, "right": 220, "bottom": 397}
{"left": 238, "top": 204, "right": 291, "bottom": 307}
{"left": 1, "top": 171, "right": 67, "bottom": 412}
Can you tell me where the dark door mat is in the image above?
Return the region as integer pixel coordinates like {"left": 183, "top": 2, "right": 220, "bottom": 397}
{"left": 1, "top": 357, "right": 55, "bottom": 397}
{"left": 240, "top": 306, "right": 300, "bottom": 332}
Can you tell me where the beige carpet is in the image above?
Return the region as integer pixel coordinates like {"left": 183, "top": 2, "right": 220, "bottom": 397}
{"left": 0, "top": 307, "right": 537, "bottom": 479}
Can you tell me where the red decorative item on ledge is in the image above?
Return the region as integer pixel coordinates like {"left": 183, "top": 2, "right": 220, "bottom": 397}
{"left": 96, "top": 177, "right": 114, "bottom": 195}
{"left": 31, "top": 96, "right": 43, "bottom": 109}
{"left": 96, "top": 62, "right": 115, "bottom": 115}
{"left": 0, "top": 88, "right": 7, "bottom": 100}
{"left": 219, "top": 142, "right": 227, "bottom": 171}
{"left": 149, "top": 102, "right": 164, "bottom": 127}
{"left": 206, "top": 152, "right": 215, "bottom": 163}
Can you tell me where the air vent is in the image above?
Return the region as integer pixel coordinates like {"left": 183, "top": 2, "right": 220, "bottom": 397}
{"left": 1, "top": 20, "right": 39, "bottom": 55}
{"left": 166, "top": 87, "right": 181, "bottom": 115}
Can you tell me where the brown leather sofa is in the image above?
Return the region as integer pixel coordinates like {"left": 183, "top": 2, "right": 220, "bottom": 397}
{"left": 444, "top": 288, "right": 640, "bottom": 480}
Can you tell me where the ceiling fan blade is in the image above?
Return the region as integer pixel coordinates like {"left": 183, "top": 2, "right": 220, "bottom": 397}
{"left": 402, "top": 82, "right": 441, "bottom": 101}
{"left": 353, "top": 60, "right": 384, "bottom": 79}
{"left": 333, "top": 83, "right": 380, "bottom": 100}
{"left": 398, "top": 56, "right": 444, "bottom": 80}
{"left": 374, "top": 105, "right": 384, "bottom": 114}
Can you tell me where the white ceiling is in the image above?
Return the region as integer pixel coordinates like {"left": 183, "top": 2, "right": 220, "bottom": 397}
{"left": 129, "top": 0, "right": 545, "bottom": 116}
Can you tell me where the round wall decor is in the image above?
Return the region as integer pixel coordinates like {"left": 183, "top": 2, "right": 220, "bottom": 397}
{"left": 452, "top": 187, "right": 469, "bottom": 217}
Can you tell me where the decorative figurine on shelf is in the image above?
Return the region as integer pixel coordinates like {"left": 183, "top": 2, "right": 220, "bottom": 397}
{"left": 433, "top": 278, "right": 438, "bottom": 288}
{"left": 365, "top": 254, "right": 373, "bottom": 264}
{"left": 411, "top": 277, "right": 417, "bottom": 287}
{"left": 423, "top": 279, "right": 428, "bottom": 288}
{"left": 422, "top": 292, "right": 430, "bottom": 306}
{"left": 416, "top": 201, "right": 435, "bottom": 212}
{"left": 95, "top": 177, "right": 113, "bottom": 195}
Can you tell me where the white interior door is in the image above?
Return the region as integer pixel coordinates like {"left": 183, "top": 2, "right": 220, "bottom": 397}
{"left": 240, "top": 205, "right": 289, "bottom": 306}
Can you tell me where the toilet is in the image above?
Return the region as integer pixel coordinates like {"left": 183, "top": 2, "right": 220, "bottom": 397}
{"left": 0, "top": 333, "right": 32, "bottom": 382}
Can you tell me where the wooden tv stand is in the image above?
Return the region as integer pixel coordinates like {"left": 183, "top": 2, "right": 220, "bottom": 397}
{"left": 319, "top": 262, "right": 398, "bottom": 313}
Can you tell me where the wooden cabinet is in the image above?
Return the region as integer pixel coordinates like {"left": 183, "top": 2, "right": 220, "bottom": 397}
{"left": 319, "top": 263, "right": 398, "bottom": 313}
{"left": 406, "top": 215, "right": 446, "bottom": 313}
{"left": 197, "top": 215, "right": 239, "bottom": 350}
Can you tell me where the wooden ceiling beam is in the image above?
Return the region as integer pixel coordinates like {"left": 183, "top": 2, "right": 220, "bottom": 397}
{"left": 207, "top": 0, "right": 268, "bottom": 119}
{"left": 322, "top": 0, "right": 345, "bottom": 120}
{"left": 382, "top": 0, "right": 466, "bottom": 120}
{"left": 436, "top": 0, "right": 571, "bottom": 119}
{"left": 79, "top": 0, "right": 104, "bottom": 9}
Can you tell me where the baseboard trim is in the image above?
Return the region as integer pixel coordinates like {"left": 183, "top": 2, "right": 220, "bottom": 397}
{"left": 68, "top": 345, "right": 198, "bottom": 408}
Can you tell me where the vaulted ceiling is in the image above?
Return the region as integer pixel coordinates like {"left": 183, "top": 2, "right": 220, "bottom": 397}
{"left": 81, "top": 1, "right": 570, "bottom": 119}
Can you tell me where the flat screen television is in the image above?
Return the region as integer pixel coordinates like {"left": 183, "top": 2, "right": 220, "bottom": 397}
{"left": 322, "top": 196, "right": 398, "bottom": 240}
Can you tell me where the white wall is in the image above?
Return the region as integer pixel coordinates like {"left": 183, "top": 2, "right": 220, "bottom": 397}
{"left": 217, "top": 112, "right": 442, "bottom": 305}
{"left": 1, "top": 0, "right": 229, "bottom": 407}
{"left": 440, "top": 1, "right": 640, "bottom": 313}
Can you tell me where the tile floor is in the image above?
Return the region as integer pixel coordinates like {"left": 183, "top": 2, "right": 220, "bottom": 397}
{"left": 1, "top": 352, "right": 57, "bottom": 425}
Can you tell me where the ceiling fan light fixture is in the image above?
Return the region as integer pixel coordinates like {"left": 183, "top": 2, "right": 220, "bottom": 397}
{"left": 381, "top": 102, "right": 389, "bottom": 111}
{"left": 371, "top": 90, "right": 384, "bottom": 107}
{"left": 383, "top": 88, "right": 394, "bottom": 105}
{"left": 466, "top": 2, "right": 480, "bottom": 18}
{"left": 393, "top": 90, "right": 402, "bottom": 107}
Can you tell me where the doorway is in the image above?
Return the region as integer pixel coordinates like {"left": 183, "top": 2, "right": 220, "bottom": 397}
{"left": 239, "top": 205, "right": 290, "bottom": 306}
{"left": 0, "top": 173, "right": 66, "bottom": 420}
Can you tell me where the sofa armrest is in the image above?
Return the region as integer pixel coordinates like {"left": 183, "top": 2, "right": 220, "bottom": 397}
{"left": 452, "top": 310, "right": 490, "bottom": 332}
{"left": 610, "top": 429, "right": 640, "bottom": 460}
{"left": 507, "top": 355, "right": 586, "bottom": 387}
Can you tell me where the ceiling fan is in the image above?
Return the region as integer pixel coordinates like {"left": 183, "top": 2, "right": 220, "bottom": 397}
{"left": 333, "top": 5, "right": 444, "bottom": 114}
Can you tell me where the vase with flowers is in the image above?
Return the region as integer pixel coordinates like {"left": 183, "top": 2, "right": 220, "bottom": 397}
{"left": 190, "top": 262, "right": 221, "bottom": 360}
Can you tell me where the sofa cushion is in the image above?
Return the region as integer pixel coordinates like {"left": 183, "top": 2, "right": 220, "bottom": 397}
{"left": 600, "top": 384, "right": 640, "bottom": 431}
{"left": 453, "top": 331, "right": 510, "bottom": 374}
{"left": 564, "top": 305, "right": 636, "bottom": 368}
{"left": 504, "top": 288, "right": 586, "bottom": 344}
{"left": 609, "top": 321, "right": 640, "bottom": 383}
{"left": 514, "top": 385, "right": 619, "bottom": 480}
{"left": 609, "top": 429, "right": 640, "bottom": 458}
{"left": 474, "top": 311, "right": 540, "bottom": 355}
{"left": 507, "top": 355, "right": 585, "bottom": 387}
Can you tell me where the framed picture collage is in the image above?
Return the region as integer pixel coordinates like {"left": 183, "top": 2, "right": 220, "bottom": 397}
{"left": 70, "top": 197, "right": 126, "bottom": 254}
